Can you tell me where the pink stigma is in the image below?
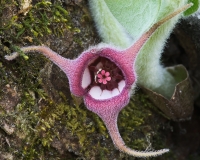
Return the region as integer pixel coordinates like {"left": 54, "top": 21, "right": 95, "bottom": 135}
{"left": 97, "top": 70, "right": 111, "bottom": 84}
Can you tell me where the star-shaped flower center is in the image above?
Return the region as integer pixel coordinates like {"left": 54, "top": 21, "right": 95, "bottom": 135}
{"left": 96, "top": 69, "right": 111, "bottom": 84}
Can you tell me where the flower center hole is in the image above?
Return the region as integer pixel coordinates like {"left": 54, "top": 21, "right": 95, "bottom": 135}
{"left": 88, "top": 56, "right": 124, "bottom": 91}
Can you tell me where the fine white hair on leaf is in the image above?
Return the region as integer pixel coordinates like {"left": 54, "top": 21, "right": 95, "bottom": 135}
{"left": 88, "top": 0, "right": 132, "bottom": 48}
{"left": 89, "top": 0, "right": 189, "bottom": 98}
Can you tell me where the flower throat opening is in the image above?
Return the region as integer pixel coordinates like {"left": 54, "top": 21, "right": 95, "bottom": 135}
{"left": 87, "top": 56, "right": 124, "bottom": 91}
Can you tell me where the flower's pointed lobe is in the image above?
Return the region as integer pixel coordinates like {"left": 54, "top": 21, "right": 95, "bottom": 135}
{"left": 101, "top": 111, "right": 169, "bottom": 157}
{"left": 123, "top": 3, "right": 193, "bottom": 57}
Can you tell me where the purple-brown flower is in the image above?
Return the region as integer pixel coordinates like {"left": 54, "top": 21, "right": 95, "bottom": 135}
{"left": 5, "top": 4, "right": 191, "bottom": 157}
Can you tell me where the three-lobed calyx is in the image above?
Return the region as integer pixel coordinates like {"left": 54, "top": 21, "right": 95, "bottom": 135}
{"left": 5, "top": 3, "right": 192, "bottom": 158}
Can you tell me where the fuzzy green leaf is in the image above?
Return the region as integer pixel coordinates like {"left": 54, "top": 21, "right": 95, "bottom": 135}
{"left": 184, "top": 0, "right": 199, "bottom": 16}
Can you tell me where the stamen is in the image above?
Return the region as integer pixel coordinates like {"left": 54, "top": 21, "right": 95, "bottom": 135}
{"left": 96, "top": 69, "right": 111, "bottom": 85}
{"left": 98, "top": 79, "right": 103, "bottom": 83}
{"left": 97, "top": 74, "right": 103, "bottom": 79}
{"left": 105, "top": 72, "right": 110, "bottom": 77}
{"left": 103, "top": 79, "right": 107, "bottom": 84}
{"left": 106, "top": 77, "right": 111, "bottom": 81}
{"left": 101, "top": 70, "right": 106, "bottom": 75}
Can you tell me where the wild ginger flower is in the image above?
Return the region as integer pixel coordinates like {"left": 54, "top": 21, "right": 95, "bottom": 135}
{"left": 5, "top": 4, "right": 191, "bottom": 158}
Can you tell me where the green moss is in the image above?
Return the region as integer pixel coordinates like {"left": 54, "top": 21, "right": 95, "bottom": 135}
{"left": 0, "top": 0, "right": 79, "bottom": 58}
{"left": 1, "top": 0, "right": 76, "bottom": 39}
{"left": 13, "top": 98, "right": 109, "bottom": 159}
{"left": 119, "top": 95, "right": 151, "bottom": 151}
